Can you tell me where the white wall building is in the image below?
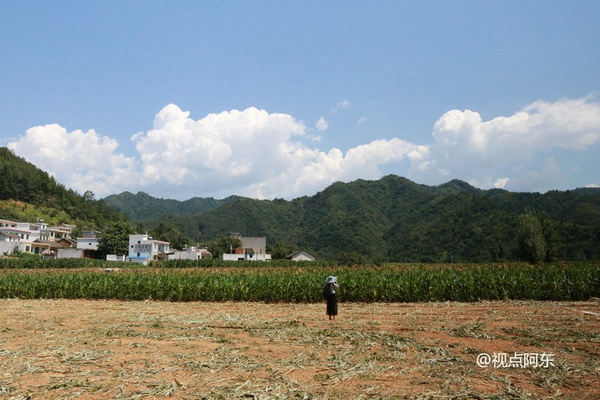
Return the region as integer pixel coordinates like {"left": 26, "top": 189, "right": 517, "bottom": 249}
{"left": 0, "top": 225, "right": 36, "bottom": 253}
{"left": 77, "top": 236, "right": 99, "bottom": 251}
{"left": 107, "top": 254, "right": 126, "bottom": 262}
{"left": 128, "top": 234, "right": 170, "bottom": 264}
{"left": 0, "top": 220, "right": 80, "bottom": 258}
{"left": 43, "top": 225, "right": 74, "bottom": 241}
{"left": 0, "top": 231, "right": 21, "bottom": 255}
{"left": 57, "top": 248, "right": 84, "bottom": 259}
{"left": 287, "top": 250, "right": 316, "bottom": 262}
{"left": 169, "top": 247, "right": 212, "bottom": 261}
{"left": 222, "top": 235, "right": 271, "bottom": 261}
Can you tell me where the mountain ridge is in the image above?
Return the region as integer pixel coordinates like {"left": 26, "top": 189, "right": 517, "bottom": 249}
{"left": 104, "top": 174, "right": 600, "bottom": 262}
{"left": 2, "top": 145, "right": 598, "bottom": 262}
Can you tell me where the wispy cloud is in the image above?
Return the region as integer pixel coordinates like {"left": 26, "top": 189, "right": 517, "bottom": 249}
{"left": 332, "top": 99, "right": 351, "bottom": 113}
{"left": 315, "top": 116, "right": 328, "bottom": 132}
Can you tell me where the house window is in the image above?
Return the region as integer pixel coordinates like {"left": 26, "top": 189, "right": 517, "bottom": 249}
{"left": 137, "top": 253, "right": 140, "bottom": 257}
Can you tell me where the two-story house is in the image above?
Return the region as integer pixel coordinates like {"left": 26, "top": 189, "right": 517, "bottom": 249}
{"left": 128, "top": 234, "right": 171, "bottom": 264}
{"left": 0, "top": 219, "right": 49, "bottom": 254}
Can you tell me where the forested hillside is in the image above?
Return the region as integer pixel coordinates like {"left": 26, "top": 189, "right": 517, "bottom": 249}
{"left": 2, "top": 144, "right": 598, "bottom": 262}
{"left": 0, "top": 147, "right": 123, "bottom": 228}
{"left": 102, "top": 191, "right": 240, "bottom": 222}
{"left": 110, "top": 175, "right": 600, "bottom": 262}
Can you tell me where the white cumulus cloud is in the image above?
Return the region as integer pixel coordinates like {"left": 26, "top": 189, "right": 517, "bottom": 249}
{"left": 7, "top": 95, "right": 599, "bottom": 200}
{"left": 410, "top": 95, "right": 600, "bottom": 191}
{"left": 8, "top": 124, "right": 137, "bottom": 196}
{"left": 131, "top": 105, "right": 426, "bottom": 199}
{"left": 8, "top": 104, "right": 428, "bottom": 200}
{"left": 493, "top": 177, "right": 510, "bottom": 189}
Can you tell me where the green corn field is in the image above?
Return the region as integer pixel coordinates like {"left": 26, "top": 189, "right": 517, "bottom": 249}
{"left": 0, "top": 261, "right": 598, "bottom": 302}
{"left": 0, "top": 258, "right": 134, "bottom": 269}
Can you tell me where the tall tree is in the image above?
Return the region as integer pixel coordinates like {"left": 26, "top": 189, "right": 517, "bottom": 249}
{"left": 150, "top": 223, "right": 190, "bottom": 250}
{"left": 98, "top": 221, "right": 134, "bottom": 256}
{"left": 537, "top": 212, "right": 561, "bottom": 261}
{"left": 517, "top": 212, "right": 547, "bottom": 264}
{"left": 206, "top": 236, "right": 242, "bottom": 259}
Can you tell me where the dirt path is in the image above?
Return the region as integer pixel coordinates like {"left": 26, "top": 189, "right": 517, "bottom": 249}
{"left": 0, "top": 299, "right": 598, "bottom": 399}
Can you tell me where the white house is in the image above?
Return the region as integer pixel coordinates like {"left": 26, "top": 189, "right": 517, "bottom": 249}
{"left": 287, "top": 250, "right": 316, "bottom": 262}
{"left": 71, "top": 231, "right": 101, "bottom": 259}
{"left": 222, "top": 235, "right": 271, "bottom": 261}
{"left": 169, "top": 246, "right": 212, "bottom": 261}
{"left": 76, "top": 232, "right": 100, "bottom": 251}
{"left": 0, "top": 219, "right": 78, "bottom": 257}
{"left": 0, "top": 231, "right": 21, "bottom": 255}
{"left": 43, "top": 224, "right": 74, "bottom": 241}
{"left": 0, "top": 225, "right": 36, "bottom": 253}
{"left": 1, "top": 227, "right": 32, "bottom": 241}
{"left": 128, "top": 234, "right": 170, "bottom": 264}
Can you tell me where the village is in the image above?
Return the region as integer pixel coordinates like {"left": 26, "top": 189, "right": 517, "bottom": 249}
{"left": 0, "top": 218, "right": 316, "bottom": 264}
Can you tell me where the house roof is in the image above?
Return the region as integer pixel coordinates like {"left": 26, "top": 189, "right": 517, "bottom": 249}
{"left": 287, "top": 250, "right": 315, "bottom": 259}
{"left": 57, "top": 238, "right": 76, "bottom": 247}
{"left": 31, "top": 241, "right": 52, "bottom": 248}
{"left": 0, "top": 232, "right": 20, "bottom": 239}
{"left": 34, "top": 239, "right": 71, "bottom": 249}
{"left": 0, "top": 227, "right": 31, "bottom": 234}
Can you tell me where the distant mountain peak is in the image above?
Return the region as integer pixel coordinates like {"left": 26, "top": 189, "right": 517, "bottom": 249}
{"left": 435, "top": 179, "right": 480, "bottom": 194}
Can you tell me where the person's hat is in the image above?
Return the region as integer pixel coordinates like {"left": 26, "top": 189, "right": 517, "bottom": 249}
{"left": 326, "top": 276, "right": 337, "bottom": 284}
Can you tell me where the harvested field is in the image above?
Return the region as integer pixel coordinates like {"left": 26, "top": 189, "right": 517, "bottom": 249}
{"left": 0, "top": 299, "right": 598, "bottom": 399}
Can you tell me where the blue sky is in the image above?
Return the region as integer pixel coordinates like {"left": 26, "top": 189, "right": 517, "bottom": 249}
{"left": 1, "top": 1, "right": 599, "bottom": 200}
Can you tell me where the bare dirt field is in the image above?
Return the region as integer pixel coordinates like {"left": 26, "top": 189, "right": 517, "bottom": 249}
{"left": 0, "top": 299, "right": 598, "bottom": 399}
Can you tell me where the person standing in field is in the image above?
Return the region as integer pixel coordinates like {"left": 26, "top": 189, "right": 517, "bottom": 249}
{"left": 324, "top": 276, "right": 339, "bottom": 320}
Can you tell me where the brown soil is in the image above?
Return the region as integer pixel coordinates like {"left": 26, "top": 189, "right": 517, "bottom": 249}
{"left": 0, "top": 299, "right": 598, "bottom": 399}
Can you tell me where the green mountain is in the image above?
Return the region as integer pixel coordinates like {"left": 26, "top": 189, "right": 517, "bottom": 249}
{"left": 114, "top": 175, "right": 600, "bottom": 262}
{"left": 102, "top": 191, "right": 240, "bottom": 222}
{"left": 4, "top": 143, "right": 597, "bottom": 262}
{"left": 0, "top": 147, "right": 124, "bottom": 228}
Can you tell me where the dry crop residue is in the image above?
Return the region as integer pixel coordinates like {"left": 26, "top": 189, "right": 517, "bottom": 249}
{"left": 0, "top": 299, "right": 598, "bottom": 399}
